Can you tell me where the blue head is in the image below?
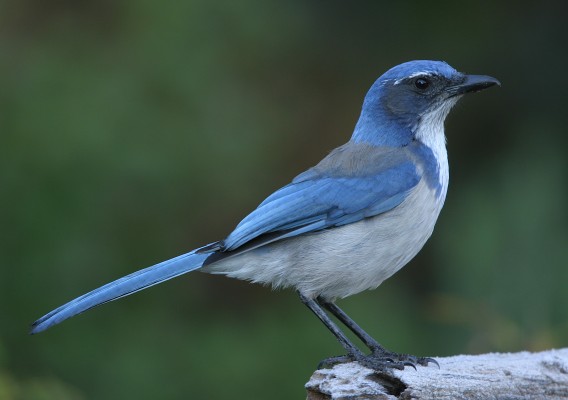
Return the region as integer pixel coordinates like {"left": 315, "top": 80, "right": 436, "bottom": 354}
{"left": 352, "top": 60, "right": 500, "bottom": 146}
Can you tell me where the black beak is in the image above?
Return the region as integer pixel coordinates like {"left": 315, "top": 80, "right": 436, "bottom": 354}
{"left": 447, "top": 74, "right": 501, "bottom": 97}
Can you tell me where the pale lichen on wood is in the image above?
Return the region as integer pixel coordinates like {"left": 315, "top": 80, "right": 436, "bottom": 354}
{"left": 306, "top": 348, "right": 568, "bottom": 399}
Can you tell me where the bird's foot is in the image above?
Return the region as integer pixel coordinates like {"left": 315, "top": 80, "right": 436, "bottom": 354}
{"left": 366, "top": 348, "right": 439, "bottom": 370}
{"left": 317, "top": 355, "right": 354, "bottom": 369}
{"left": 317, "top": 350, "right": 438, "bottom": 371}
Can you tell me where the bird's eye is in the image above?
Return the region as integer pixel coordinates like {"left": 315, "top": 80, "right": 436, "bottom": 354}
{"left": 414, "top": 77, "right": 430, "bottom": 90}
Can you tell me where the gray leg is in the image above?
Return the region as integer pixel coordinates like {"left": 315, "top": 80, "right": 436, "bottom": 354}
{"left": 298, "top": 292, "right": 362, "bottom": 359}
{"left": 318, "top": 297, "right": 386, "bottom": 353}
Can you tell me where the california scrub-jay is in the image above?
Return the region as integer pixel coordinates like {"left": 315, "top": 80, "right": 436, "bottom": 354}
{"left": 31, "top": 60, "right": 499, "bottom": 370}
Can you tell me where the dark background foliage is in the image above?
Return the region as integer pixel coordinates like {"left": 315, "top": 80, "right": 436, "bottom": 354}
{"left": 1, "top": 1, "right": 567, "bottom": 398}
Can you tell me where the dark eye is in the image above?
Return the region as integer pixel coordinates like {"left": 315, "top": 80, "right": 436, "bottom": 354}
{"left": 414, "top": 77, "right": 430, "bottom": 90}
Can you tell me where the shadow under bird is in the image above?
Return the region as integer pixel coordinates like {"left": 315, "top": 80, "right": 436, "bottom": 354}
{"left": 31, "top": 60, "right": 500, "bottom": 371}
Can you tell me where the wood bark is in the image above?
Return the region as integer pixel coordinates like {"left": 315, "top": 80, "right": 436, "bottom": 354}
{"left": 306, "top": 348, "right": 568, "bottom": 399}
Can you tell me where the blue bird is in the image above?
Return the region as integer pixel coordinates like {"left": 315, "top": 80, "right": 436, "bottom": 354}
{"left": 31, "top": 60, "right": 499, "bottom": 370}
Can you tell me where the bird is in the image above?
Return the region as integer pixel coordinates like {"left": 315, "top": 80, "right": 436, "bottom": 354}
{"left": 31, "top": 60, "right": 500, "bottom": 371}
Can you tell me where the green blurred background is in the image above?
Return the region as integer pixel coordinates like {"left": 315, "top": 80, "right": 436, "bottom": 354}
{"left": 1, "top": 0, "right": 567, "bottom": 399}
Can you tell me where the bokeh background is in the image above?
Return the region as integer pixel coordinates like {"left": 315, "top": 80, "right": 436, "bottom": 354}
{"left": 1, "top": 1, "right": 567, "bottom": 399}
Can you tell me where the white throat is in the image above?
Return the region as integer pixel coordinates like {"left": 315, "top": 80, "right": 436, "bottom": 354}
{"left": 413, "top": 98, "right": 458, "bottom": 194}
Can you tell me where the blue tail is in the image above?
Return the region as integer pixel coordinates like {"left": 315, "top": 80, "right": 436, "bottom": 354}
{"left": 30, "top": 250, "right": 210, "bottom": 334}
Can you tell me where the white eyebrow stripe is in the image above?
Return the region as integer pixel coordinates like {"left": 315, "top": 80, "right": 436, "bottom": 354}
{"left": 394, "top": 71, "right": 434, "bottom": 85}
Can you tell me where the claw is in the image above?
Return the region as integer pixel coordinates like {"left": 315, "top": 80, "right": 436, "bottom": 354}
{"left": 403, "top": 361, "right": 417, "bottom": 370}
{"left": 419, "top": 357, "right": 439, "bottom": 368}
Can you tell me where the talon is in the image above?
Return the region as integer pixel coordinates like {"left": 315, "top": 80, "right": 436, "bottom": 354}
{"left": 420, "top": 357, "right": 439, "bottom": 368}
{"left": 403, "top": 361, "right": 417, "bottom": 370}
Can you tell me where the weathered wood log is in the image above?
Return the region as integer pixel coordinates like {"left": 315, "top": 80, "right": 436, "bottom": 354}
{"left": 306, "top": 348, "right": 568, "bottom": 399}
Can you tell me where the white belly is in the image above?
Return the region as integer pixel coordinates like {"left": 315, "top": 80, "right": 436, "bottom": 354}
{"left": 203, "top": 178, "right": 446, "bottom": 300}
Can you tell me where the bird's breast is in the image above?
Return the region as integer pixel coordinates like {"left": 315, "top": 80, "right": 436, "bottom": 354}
{"left": 300, "top": 177, "right": 446, "bottom": 299}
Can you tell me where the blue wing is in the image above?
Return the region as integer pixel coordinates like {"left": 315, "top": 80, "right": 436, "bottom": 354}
{"left": 221, "top": 143, "right": 421, "bottom": 251}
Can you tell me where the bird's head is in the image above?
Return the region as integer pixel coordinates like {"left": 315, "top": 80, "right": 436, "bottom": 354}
{"left": 352, "top": 60, "right": 500, "bottom": 146}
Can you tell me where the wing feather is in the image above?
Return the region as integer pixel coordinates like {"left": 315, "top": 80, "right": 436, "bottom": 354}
{"left": 221, "top": 144, "right": 421, "bottom": 251}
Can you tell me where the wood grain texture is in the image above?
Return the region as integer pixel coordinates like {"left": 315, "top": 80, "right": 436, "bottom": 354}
{"left": 306, "top": 348, "right": 568, "bottom": 399}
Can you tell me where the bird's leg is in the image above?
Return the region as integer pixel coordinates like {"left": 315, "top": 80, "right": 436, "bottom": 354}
{"left": 299, "top": 292, "right": 424, "bottom": 370}
{"left": 317, "top": 297, "right": 438, "bottom": 368}
{"left": 298, "top": 292, "right": 362, "bottom": 368}
{"left": 317, "top": 297, "right": 386, "bottom": 352}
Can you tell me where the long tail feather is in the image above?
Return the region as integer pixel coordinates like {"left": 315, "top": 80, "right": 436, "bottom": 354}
{"left": 30, "top": 250, "right": 210, "bottom": 334}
